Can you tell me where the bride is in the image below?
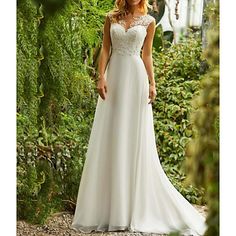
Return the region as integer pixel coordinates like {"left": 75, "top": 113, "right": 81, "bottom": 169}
{"left": 70, "top": 0, "right": 207, "bottom": 235}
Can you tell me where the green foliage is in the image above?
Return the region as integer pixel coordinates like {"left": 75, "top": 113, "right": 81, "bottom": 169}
{"left": 17, "top": 0, "right": 38, "bottom": 126}
{"left": 17, "top": 0, "right": 108, "bottom": 223}
{"left": 17, "top": 0, "right": 208, "bottom": 225}
{"left": 152, "top": 35, "right": 207, "bottom": 204}
{"left": 17, "top": 111, "right": 93, "bottom": 223}
{"left": 36, "top": 0, "right": 104, "bottom": 127}
{"left": 185, "top": 1, "right": 219, "bottom": 235}
{"left": 153, "top": 25, "right": 164, "bottom": 51}
{"left": 153, "top": 26, "right": 174, "bottom": 52}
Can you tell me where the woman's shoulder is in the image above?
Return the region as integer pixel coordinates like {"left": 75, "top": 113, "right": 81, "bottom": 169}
{"left": 144, "top": 14, "right": 156, "bottom": 24}
{"left": 137, "top": 14, "right": 156, "bottom": 29}
{"left": 106, "top": 11, "right": 112, "bottom": 17}
{"left": 106, "top": 11, "right": 115, "bottom": 22}
{"left": 105, "top": 11, "right": 155, "bottom": 25}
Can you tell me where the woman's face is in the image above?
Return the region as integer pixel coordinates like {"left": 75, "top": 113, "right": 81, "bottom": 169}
{"left": 126, "top": 0, "right": 142, "bottom": 7}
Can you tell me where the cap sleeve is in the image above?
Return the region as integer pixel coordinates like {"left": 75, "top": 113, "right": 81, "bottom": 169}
{"left": 144, "top": 15, "right": 156, "bottom": 29}
{"left": 106, "top": 12, "right": 113, "bottom": 23}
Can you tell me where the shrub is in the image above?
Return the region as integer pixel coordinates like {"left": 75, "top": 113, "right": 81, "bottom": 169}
{"left": 152, "top": 34, "right": 207, "bottom": 204}
{"left": 17, "top": 0, "right": 208, "bottom": 224}
{"left": 17, "top": 0, "right": 106, "bottom": 223}
{"left": 184, "top": 1, "right": 219, "bottom": 234}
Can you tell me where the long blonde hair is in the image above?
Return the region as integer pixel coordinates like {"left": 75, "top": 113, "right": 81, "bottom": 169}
{"left": 108, "top": 0, "right": 152, "bottom": 23}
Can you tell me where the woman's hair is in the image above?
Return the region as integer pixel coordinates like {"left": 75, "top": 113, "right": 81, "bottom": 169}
{"left": 107, "top": 0, "right": 153, "bottom": 23}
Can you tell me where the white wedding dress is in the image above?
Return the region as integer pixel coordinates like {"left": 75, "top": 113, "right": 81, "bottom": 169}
{"left": 70, "top": 13, "right": 207, "bottom": 235}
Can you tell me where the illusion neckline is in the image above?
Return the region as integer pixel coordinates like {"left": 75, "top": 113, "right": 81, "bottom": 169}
{"left": 121, "top": 14, "right": 147, "bottom": 21}
{"left": 113, "top": 22, "right": 147, "bottom": 33}
{"left": 117, "top": 14, "right": 148, "bottom": 33}
{"left": 131, "top": 14, "right": 147, "bottom": 18}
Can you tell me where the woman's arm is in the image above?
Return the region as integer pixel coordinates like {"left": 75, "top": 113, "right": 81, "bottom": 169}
{"left": 97, "top": 15, "right": 111, "bottom": 100}
{"left": 142, "top": 20, "right": 156, "bottom": 86}
{"left": 142, "top": 20, "right": 157, "bottom": 103}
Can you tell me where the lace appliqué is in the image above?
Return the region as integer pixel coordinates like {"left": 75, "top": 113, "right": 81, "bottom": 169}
{"left": 107, "top": 13, "right": 155, "bottom": 56}
{"left": 119, "top": 15, "right": 155, "bottom": 31}
{"left": 107, "top": 13, "right": 155, "bottom": 31}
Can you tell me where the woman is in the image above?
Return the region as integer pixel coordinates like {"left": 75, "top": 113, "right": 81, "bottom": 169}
{"left": 70, "top": 0, "right": 207, "bottom": 235}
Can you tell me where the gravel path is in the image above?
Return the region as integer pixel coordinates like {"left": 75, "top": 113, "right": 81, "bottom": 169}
{"left": 17, "top": 205, "right": 207, "bottom": 236}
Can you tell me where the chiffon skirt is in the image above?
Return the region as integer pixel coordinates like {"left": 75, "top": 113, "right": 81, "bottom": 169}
{"left": 70, "top": 51, "right": 207, "bottom": 235}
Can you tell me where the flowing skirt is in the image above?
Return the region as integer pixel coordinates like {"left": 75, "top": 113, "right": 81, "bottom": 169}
{"left": 70, "top": 51, "right": 207, "bottom": 235}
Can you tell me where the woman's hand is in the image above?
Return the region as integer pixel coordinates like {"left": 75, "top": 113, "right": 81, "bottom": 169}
{"left": 96, "top": 78, "right": 107, "bottom": 100}
{"left": 148, "top": 84, "right": 156, "bottom": 104}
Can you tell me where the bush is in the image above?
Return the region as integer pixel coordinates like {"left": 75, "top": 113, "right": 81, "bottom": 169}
{"left": 184, "top": 1, "right": 219, "bottom": 234}
{"left": 17, "top": 0, "right": 208, "bottom": 224}
{"left": 16, "top": 0, "right": 108, "bottom": 223}
{"left": 152, "top": 34, "right": 207, "bottom": 204}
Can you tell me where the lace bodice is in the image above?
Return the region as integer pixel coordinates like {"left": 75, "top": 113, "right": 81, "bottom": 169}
{"left": 107, "top": 13, "right": 155, "bottom": 56}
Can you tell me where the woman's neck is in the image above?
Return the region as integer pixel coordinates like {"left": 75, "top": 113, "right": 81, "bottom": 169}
{"left": 127, "top": 5, "right": 140, "bottom": 16}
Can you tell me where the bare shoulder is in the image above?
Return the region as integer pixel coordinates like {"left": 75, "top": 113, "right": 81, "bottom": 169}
{"left": 105, "top": 11, "right": 114, "bottom": 23}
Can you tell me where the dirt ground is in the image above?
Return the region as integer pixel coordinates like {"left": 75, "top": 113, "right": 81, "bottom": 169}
{"left": 17, "top": 205, "right": 208, "bottom": 236}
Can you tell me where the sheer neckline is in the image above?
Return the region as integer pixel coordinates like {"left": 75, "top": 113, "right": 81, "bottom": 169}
{"left": 118, "top": 14, "right": 148, "bottom": 32}
{"left": 113, "top": 22, "right": 147, "bottom": 33}
{"left": 120, "top": 14, "right": 147, "bottom": 21}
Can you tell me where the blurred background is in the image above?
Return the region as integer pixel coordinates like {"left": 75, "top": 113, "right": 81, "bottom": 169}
{"left": 17, "top": 0, "right": 219, "bottom": 235}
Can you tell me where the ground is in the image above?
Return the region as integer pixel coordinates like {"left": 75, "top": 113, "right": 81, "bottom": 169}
{"left": 17, "top": 205, "right": 207, "bottom": 236}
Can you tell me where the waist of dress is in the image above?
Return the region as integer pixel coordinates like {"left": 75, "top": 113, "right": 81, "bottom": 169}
{"left": 111, "top": 48, "right": 141, "bottom": 56}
